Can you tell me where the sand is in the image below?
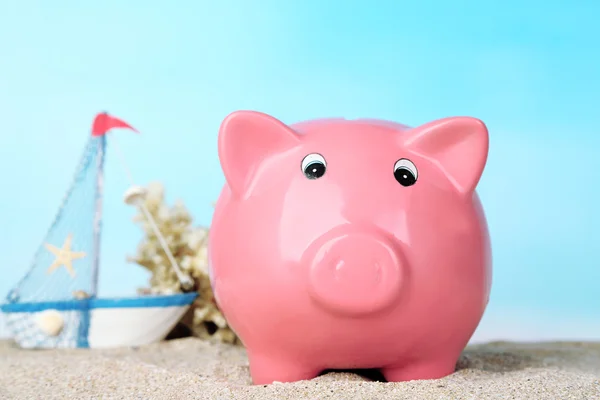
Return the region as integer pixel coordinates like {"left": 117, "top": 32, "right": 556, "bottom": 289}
{"left": 0, "top": 339, "right": 598, "bottom": 399}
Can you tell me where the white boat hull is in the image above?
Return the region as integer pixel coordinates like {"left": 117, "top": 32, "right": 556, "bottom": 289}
{"left": 88, "top": 304, "right": 190, "bottom": 348}
{"left": 1, "top": 293, "right": 197, "bottom": 349}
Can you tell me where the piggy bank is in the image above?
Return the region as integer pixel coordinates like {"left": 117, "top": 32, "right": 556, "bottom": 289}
{"left": 209, "top": 111, "right": 491, "bottom": 385}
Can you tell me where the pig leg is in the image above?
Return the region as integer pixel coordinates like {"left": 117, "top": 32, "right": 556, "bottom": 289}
{"left": 380, "top": 357, "right": 457, "bottom": 382}
{"left": 248, "top": 352, "right": 320, "bottom": 385}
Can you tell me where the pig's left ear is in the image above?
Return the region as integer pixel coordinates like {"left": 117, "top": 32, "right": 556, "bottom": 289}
{"left": 404, "top": 117, "right": 489, "bottom": 194}
{"left": 218, "top": 110, "right": 301, "bottom": 198}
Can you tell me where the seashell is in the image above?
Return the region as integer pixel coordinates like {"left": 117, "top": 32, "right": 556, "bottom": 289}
{"left": 36, "top": 309, "right": 64, "bottom": 337}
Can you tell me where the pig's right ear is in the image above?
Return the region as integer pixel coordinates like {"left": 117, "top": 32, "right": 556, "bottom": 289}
{"left": 218, "top": 110, "right": 301, "bottom": 198}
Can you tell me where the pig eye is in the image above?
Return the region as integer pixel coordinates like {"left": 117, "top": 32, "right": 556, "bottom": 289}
{"left": 394, "top": 158, "right": 418, "bottom": 187}
{"left": 301, "top": 153, "right": 327, "bottom": 179}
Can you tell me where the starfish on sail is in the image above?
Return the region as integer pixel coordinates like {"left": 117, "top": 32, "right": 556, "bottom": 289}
{"left": 44, "top": 233, "right": 86, "bottom": 277}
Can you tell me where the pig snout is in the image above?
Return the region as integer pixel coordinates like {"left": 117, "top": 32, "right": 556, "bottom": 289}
{"left": 304, "top": 228, "right": 404, "bottom": 316}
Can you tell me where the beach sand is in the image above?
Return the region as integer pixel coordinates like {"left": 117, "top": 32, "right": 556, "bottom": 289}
{"left": 0, "top": 339, "right": 598, "bottom": 399}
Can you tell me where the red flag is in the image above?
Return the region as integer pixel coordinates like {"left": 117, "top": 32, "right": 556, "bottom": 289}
{"left": 91, "top": 112, "right": 138, "bottom": 136}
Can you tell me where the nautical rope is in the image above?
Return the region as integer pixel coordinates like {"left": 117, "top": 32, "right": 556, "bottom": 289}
{"left": 108, "top": 134, "right": 194, "bottom": 291}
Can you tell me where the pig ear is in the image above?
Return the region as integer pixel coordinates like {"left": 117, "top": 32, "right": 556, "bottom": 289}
{"left": 218, "top": 110, "right": 301, "bottom": 197}
{"left": 404, "top": 117, "right": 489, "bottom": 194}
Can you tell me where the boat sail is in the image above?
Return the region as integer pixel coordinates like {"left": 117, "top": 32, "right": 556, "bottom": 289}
{"left": 0, "top": 112, "right": 197, "bottom": 349}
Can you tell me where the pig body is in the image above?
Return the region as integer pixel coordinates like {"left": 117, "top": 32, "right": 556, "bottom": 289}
{"left": 209, "top": 112, "right": 492, "bottom": 385}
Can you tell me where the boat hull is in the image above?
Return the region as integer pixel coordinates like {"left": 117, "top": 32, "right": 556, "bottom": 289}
{"left": 0, "top": 293, "right": 197, "bottom": 349}
{"left": 88, "top": 303, "right": 190, "bottom": 348}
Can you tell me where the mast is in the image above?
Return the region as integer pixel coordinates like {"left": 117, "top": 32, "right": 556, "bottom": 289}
{"left": 90, "top": 134, "right": 106, "bottom": 298}
{"left": 76, "top": 133, "right": 106, "bottom": 348}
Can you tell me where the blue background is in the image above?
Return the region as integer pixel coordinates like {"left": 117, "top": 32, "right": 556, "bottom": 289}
{"left": 1, "top": 0, "right": 598, "bottom": 342}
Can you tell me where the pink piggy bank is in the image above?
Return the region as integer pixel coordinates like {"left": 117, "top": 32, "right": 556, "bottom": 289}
{"left": 209, "top": 111, "right": 491, "bottom": 385}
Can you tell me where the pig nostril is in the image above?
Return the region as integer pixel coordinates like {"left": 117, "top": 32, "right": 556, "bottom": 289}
{"left": 374, "top": 263, "right": 382, "bottom": 283}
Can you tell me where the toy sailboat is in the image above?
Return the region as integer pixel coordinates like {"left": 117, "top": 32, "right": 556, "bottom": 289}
{"left": 0, "top": 112, "right": 197, "bottom": 349}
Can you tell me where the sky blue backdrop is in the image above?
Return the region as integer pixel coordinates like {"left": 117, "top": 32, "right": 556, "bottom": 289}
{"left": 1, "top": 0, "right": 598, "bottom": 341}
